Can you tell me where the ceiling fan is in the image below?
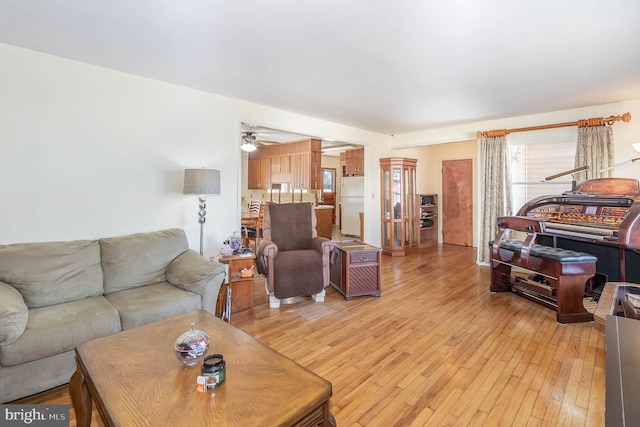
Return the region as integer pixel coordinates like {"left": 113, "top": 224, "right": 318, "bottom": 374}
{"left": 239, "top": 123, "right": 362, "bottom": 156}
{"left": 240, "top": 131, "right": 258, "bottom": 152}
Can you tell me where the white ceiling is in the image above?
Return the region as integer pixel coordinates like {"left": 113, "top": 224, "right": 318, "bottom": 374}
{"left": 1, "top": 1, "right": 639, "bottom": 135}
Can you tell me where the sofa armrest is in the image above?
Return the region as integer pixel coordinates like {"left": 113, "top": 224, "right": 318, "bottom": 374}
{"left": 311, "top": 237, "right": 335, "bottom": 287}
{"left": 166, "top": 250, "right": 226, "bottom": 315}
{"left": 0, "top": 281, "right": 28, "bottom": 346}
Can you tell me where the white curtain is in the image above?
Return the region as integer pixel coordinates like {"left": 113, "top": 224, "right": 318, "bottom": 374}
{"left": 574, "top": 126, "right": 613, "bottom": 181}
{"left": 477, "top": 135, "right": 512, "bottom": 265}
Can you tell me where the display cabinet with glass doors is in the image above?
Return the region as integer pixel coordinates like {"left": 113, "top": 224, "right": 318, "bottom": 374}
{"left": 379, "top": 157, "right": 419, "bottom": 256}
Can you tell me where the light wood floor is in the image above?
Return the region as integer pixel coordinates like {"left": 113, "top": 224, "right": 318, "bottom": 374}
{"left": 16, "top": 243, "right": 606, "bottom": 426}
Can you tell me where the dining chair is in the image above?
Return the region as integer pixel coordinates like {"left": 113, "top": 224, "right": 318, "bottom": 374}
{"left": 243, "top": 202, "right": 264, "bottom": 251}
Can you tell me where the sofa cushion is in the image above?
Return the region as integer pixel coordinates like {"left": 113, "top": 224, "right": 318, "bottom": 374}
{"left": 100, "top": 229, "right": 189, "bottom": 294}
{"left": 0, "top": 282, "right": 28, "bottom": 346}
{"left": 269, "top": 203, "right": 313, "bottom": 251}
{"left": 0, "top": 296, "right": 120, "bottom": 367}
{"left": 105, "top": 282, "right": 201, "bottom": 330}
{"left": 0, "top": 239, "right": 103, "bottom": 308}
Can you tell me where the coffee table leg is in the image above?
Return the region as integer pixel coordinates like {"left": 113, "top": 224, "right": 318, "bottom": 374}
{"left": 70, "top": 359, "right": 92, "bottom": 427}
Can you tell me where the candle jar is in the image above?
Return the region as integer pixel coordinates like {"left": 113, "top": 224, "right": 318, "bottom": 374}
{"left": 201, "top": 354, "right": 226, "bottom": 389}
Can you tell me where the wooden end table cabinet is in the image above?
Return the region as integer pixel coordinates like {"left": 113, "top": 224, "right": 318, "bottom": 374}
{"left": 216, "top": 254, "right": 256, "bottom": 317}
{"left": 330, "top": 241, "right": 381, "bottom": 300}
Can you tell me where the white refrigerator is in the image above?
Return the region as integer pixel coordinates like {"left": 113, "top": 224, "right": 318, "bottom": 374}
{"left": 341, "top": 176, "right": 364, "bottom": 236}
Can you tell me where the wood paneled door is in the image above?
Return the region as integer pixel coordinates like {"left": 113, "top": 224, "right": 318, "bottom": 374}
{"left": 442, "top": 159, "right": 473, "bottom": 246}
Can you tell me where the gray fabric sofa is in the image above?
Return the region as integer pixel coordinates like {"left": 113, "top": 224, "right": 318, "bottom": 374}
{"left": 0, "top": 228, "right": 225, "bottom": 403}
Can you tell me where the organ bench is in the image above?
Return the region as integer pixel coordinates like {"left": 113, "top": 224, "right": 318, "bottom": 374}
{"left": 490, "top": 216, "right": 597, "bottom": 323}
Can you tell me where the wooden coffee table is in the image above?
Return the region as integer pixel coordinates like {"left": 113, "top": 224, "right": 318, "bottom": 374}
{"left": 70, "top": 310, "right": 335, "bottom": 426}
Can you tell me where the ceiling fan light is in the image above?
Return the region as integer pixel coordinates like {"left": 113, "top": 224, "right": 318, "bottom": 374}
{"left": 241, "top": 140, "right": 257, "bottom": 152}
{"left": 633, "top": 142, "right": 640, "bottom": 153}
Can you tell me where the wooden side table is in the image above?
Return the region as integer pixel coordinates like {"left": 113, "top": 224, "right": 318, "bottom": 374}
{"left": 215, "top": 254, "right": 256, "bottom": 321}
{"left": 330, "top": 240, "right": 381, "bottom": 300}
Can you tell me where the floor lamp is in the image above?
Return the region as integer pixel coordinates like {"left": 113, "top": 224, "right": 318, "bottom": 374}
{"left": 183, "top": 169, "right": 221, "bottom": 256}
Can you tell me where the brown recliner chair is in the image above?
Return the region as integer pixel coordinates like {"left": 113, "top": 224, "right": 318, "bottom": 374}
{"left": 256, "top": 202, "right": 335, "bottom": 308}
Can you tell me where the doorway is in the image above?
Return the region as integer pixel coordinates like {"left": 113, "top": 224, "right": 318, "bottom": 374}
{"left": 442, "top": 159, "right": 473, "bottom": 246}
{"left": 320, "top": 168, "right": 336, "bottom": 224}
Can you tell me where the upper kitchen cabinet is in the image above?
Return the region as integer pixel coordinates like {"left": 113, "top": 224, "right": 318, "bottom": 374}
{"left": 247, "top": 138, "right": 322, "bottom": 190}
{"left": 248, "top": 157, "right": 271, "bottom": 189}
{"left": 271, "top": 155, "right": 291, "bottom": 183}
{"left": 291, "top": 152, "right": 310, "bottom": 189}
{"left": 340, "top": 147, "right": 364, "bottom": 176}
{"left": 291, "top": 138, "right": 322, "bottom": 190}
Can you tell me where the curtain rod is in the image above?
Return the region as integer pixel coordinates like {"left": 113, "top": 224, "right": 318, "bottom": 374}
{"left": 476, "top": 112, "right": 631, "bottom": 139}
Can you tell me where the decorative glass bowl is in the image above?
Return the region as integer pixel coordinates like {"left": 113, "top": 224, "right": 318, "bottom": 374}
{"left": 220, "top": 244, "right": 234, "bottom": 256}
{"left": 174, "top": 322, "right": 210, "bottom": 366}
{"left": 228, "top": 232, "right": 242, "bottom": 251}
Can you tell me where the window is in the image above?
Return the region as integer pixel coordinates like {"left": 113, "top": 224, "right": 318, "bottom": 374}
{"left": 509, "top": 139, "right": 576, "bottom": 210}
{"left": 322, "top": 169, "right": 335, "bottom": 192}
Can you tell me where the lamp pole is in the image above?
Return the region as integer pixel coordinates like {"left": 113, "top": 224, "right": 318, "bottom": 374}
{"left": 197, "top": 195, "right": 207, "bottom": 256}
{"left": 183, "top": 169, "right": 221, "bottom": 256}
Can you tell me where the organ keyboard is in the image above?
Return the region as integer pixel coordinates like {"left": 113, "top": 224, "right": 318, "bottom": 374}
{"left": 544, "top": 223, "right": 614, "bottom": 240}
{"left": 516, "top": 178, "right": 640, "bottom": 283}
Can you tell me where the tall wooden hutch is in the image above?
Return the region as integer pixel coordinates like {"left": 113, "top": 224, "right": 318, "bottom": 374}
{"left": 379, "top": 157, "right": 419, "bottom": 256}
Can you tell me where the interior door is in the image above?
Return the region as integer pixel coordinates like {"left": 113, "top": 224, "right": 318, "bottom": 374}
{"left": 442, "top": 159, "right": 473, "bottom": 246}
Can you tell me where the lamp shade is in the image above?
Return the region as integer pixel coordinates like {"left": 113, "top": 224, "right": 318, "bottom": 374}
{"left": 183, "top": 169, "right": 221, "bottom": 195}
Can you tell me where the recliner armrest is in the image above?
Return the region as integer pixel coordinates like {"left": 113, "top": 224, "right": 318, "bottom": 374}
{"left": 257, "top": 238, "right": 278, "bottom": 258}
{"left": 166, "top": 250, "right": 226, "bottom": 314}
{"left": 310, "top": 237, "right": 334, "bottom": 256}
{"left": 311, "top": 237, "right": 334, "bottom": 287}
{"left": 256, "top": 239, "right": 278, "bottom": 292}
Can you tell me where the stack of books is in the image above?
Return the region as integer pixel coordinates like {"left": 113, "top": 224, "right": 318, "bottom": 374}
{"left": 621, "top": 287, "right": 640, "bottom": 319}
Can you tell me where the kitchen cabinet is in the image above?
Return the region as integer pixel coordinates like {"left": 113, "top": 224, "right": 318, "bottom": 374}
{"left": 248, "top": 158, "right": 271, "bottom": 189}
{"left": 291, "top": 153, "right": 309, "bottom": 189}
{"left": 347, "top": 148, "right": 364, "bottom": 176}
{"left": 291, "top": 140, "right": 321, "bottom": 190}
{"left": 379, "top": 157, "right": 418, "bottom": 256}
{"left": 247, "top": 138, "right": 321, "bottom": 190}
{"left": 341, "top": 147, "right": 364, "bottom": 176}
{"left": 271, "top": 155, "right": 291, "bottom": 183}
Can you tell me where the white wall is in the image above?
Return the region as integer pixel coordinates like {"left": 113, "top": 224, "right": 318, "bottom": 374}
{"left": 0, "top": 43, "right": 387, "bottom": 255}
{"left": 3, "top": 42, "right": 639, "bottom": 253}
